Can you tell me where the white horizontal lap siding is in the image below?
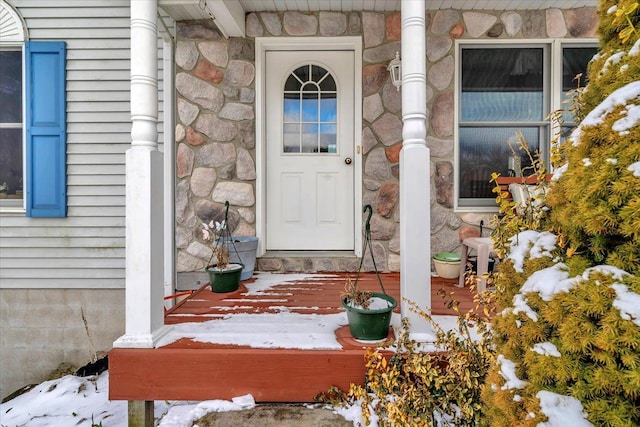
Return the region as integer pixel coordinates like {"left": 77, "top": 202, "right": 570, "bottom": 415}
{"left": 0, "top": 1, "right": 171, "bottom": 289}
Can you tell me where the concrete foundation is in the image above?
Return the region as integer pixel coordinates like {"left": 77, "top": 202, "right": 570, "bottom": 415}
{"left": 0, "top": 289, "right": 125, "bottom": 401}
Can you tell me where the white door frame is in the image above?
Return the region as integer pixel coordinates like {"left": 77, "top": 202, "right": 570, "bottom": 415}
{"left": 255, "top": 37, "right": 363, "bottom": 257}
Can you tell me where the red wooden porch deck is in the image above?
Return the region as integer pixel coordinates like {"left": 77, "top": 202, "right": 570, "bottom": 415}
{"left": 110, "top": 272, "right": 478, "bottom": 402}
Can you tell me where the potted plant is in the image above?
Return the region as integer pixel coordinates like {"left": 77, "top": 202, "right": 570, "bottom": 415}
{"left": 202, "top": 202, "right": 244, "bottom": 293}
{"left": 341, "top": 277, "right": 396, "bottom": 341}
{"left": 341, "top": 205, "right": 397, "bottom": 341}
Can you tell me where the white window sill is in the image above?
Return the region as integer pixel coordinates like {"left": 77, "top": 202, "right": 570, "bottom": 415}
{"left": 454, "top": 206, "right": 498, "bottom": 214}
{"left": 0, "top": 207, "right": 26, "bottom": 216}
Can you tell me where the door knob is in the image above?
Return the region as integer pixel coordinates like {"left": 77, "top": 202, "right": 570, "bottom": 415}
{"left": 344, "top": 157, "right": 352, "bottom": 165}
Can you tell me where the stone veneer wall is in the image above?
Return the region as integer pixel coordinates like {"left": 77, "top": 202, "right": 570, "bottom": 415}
{"left": 173, "top": 8, "right": 598, "bottom": 278}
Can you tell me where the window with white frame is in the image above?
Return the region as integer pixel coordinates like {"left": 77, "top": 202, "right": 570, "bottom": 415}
{"left": 0, "top": 48, "right": 23, "bottom": 205}
{"left": 456, "top": 41, "right": 597, "bottom": 210}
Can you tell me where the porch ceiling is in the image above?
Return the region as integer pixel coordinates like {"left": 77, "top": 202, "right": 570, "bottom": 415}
{"left": 159, "top": 0, "right": 598, "bottom": 37}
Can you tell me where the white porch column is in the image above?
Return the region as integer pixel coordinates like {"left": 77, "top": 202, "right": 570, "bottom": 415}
{"left": 400, "top": 0, "right": 432, "bottom": 335}
{"left": 114, "top": 0, "right": 167, "bottom": 348}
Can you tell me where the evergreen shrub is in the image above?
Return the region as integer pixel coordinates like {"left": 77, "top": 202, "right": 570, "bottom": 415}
{"left": 483, "top": 1, "right": 640, "bottom": 425}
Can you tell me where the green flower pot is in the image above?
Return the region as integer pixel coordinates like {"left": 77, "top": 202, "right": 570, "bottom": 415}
{"left": 206, "top": 263, "right": 243, "bottom": 293}
{"left": 342, "top": 292, "right": 397, "bottom": 340}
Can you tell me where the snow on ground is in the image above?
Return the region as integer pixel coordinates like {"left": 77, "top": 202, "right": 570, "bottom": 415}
{"left": 0, "top": 372, "right": 126, "bottom": 427}
{"left": 157, "top": 394, "right": 256, "bottom": 427}
{"left": 0, "top": 367, "right": 605, "bottom": 427}
{"left": 0, "top": 371, "right": 258, "bottom": 427}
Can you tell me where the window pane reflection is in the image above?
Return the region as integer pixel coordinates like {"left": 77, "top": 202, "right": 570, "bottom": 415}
{"left": 320, "top": 124, "right": 336, "bottom": 153}
{"left": 302, "top": 93, "right": 319, "bottom": 121}
{"left": 283, "top": 124, "right": 300, "bottom": 152}
{"left": 294, "top": 66, "right": 310, "bottom": 84}
{"left": 0, "top": 128, "right": 24, "bottom": 197}
{"left": 0, "top": 51, "right": 22, "bottom": 123}
{"left": 561, "top": 47, "right": 597, "bottom": 123}
{"left": 319, "top": 74, "right": 336, "bottom": 91}
{"left": 320, "top": 96, "right": 336, "bottom": 122}
{"left": 301, "top": 124, "right": 318, "bottom": 153}
{"left": 461, "top": 48, "right": 544, "bottom": 121}
{"left": 284, "top": 98, "right": 300, "bottom": 121}
{"left": 282, "top": 64, "right": 338, "bottom": 154}
{"left": 459, "top": 127, "right": 540, "bottom": 200}
{"left": 285, "top": 74, "right": 302, "bottom": 91}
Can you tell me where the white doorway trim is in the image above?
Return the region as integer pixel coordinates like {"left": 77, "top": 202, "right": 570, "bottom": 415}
{"left": 255, "top": 37, "right": 363, "bottom": 258}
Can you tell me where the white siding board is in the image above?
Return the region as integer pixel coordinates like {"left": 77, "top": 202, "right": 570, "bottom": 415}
{"left": 1, "top": 237, "right": 124, "bottom": 248}
{"left": 67, "top": 112, "right": 131, "bottom": 122}
{"left": 67, "top": 144, "right": 128, "bottom": 154}
{"left": 64, "top": 39, "right": 131, "bottom": 49}
{"left": 2, "top": 1, "right": 172, "bottom": 290}
{"left": 67, "top": 60, "right": 131, "bottom": 71}
{"left": 4, "top": 247, "right": 125, "bottom": 258}
{"left": 67, "top": 186, "right": 124, "bottom": 197}
{"left": 67, "top": 123, "right": 131, "bottom": 134}
{"left": 68, "top": 196, "right": 124, "bottom": 207}
{"left": 67, "top": 49, "right": 131, "bottom": 60}
{"left": 67, "top": 165, "right": 124, "bottom": 175}
{"left": 2, "top": 226, "right": 123, "bottom": 238}
{"left": 27, "top": 28, "right": 130, "bottom": 39}
{"left": 24, "top": 17, "right": 131, "bottom": 28}
{"left": 6, "top": 258, "right": 125, "bottom": 269}
{"left": 20, "top": 7, "right": 131, "bottom": 18}
{"left": 67, "top": 70, "right": 131, "bottom": 81}
{"left": 0, "top": 216, "right": 124, "bottom": 227}
{"left": 67, "top": 92, "right": 130, "bottom": 102}
{"left": 0, "top": 278, "right": 125, "bottom": 289}
{"left": 67, "top": 154, "right": 124, "bottom": 165}
{"left": 67, "top": 207, "right": 125, "bottom": 217}
{"left": 67, "top": 102, "right": 131, "bottom": 112}
{"left": 67, "top": 141, "right": 130, "bottom": 150}
{"left": 67, "top": 175, "right": 125, "bottom": 186}
{"left": 16, "top": 0, "right": 128, "bottom": 9}
{"left": 3, "top": 269, "right": 124, "bottom": 279}
{"left": 67, "top": 81, "right": 130, "bottom": 91}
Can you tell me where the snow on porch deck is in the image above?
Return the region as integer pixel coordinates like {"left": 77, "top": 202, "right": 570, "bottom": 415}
{"left": 109, "top": 272, "right": 479, "bottom": 403}
{"left": 165, "top": 272, "right": 475, "bottom": 323}
{"left": 158, "top": 272, "right": 477, "bottom": 350}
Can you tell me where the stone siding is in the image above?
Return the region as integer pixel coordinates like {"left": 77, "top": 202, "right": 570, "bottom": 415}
{"left": 174, "top": 8, "right": 597, "bottom": 277}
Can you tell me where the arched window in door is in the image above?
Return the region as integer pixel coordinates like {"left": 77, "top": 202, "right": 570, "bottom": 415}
{"left": 282, "top": 64, "right": 337, "bottom": 154}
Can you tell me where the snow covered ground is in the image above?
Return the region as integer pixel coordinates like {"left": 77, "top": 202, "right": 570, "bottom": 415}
{"left": 0, "top": 368, "right": 596, "bottom": 427}
{"left": 0, "top": 371, "right": 262, "bottom": 427}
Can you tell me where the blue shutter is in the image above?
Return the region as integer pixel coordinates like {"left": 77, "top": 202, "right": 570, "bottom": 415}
{"left": 25, "top": 41, "right": 67, "bottom": 217}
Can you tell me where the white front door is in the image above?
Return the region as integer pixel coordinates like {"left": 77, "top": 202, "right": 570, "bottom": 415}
{"left": 265, "top": 50, "right": 355, "bottom": 250}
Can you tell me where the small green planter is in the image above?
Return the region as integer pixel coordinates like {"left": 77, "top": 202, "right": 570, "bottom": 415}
{"left": 206, "top": 263, "right": 243, "bottom": 293}
{"left": 342, "top": 292, "right": 397, "bottom": 340}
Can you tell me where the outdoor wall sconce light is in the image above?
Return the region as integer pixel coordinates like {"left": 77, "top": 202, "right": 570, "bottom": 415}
{"left": 388, "top": 51, "right": 402, "bottom": 91}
